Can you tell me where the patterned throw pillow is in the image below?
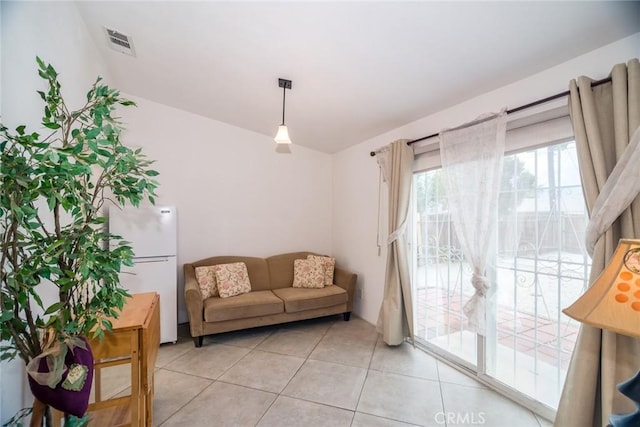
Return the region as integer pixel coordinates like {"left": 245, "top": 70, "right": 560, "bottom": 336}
{"left": 195, "top": 266, "right": 218, "bottom": 299}
{"left": 214, "top": 262, "right": 252, "bottom": 298}
{"left": 292, "top": 258, "right": 325, "bottom": 289}
{"left": 307, "top": 255, "right": 335, "bottom": 286}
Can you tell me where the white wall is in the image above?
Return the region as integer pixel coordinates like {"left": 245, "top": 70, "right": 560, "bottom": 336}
{"left": 333, "top": 33, "right": 640, "bottom": 325}
{"left": 1, "top": 1, "right": 112, "bottom": 423}
{"left": 1, "top": 1, "right": 333, "bottom": 419}
{"left": 118, "top": 96, "right": 333, "bottom": 324}
{"left": 1, "top": 2, "right": 112, "bottom": 130}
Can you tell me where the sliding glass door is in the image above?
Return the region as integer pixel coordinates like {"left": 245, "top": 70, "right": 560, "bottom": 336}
{"left": 412, "top": 170, "right": 477, "bottom": 366}
{"left": 411, "top": 140, "right": 590, "bottom": 412}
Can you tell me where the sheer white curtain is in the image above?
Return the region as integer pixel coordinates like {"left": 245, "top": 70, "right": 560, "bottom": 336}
{"left": 439, "top": 112, "right": 507, "bottom": 335}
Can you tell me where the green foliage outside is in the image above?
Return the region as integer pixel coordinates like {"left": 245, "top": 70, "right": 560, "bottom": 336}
{"left": 415, "top": 156, "right": 537, "bottom": 215}
{"left": 414, "top": 156, "right": 537, "bottom": 263}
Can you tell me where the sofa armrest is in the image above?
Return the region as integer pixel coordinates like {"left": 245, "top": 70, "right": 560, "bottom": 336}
{"left": 183, "top": 263, "right": 204, "bottom": 337}
{"left": 334, "top": 267, "right": 357, "bottom": 312}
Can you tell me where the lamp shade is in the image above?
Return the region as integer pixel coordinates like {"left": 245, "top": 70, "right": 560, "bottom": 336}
{"left": 563, "top": 238, "right": 640, "bottom": 338}
{"left": 274, "top": 125, "right": 292, "bottom": 144}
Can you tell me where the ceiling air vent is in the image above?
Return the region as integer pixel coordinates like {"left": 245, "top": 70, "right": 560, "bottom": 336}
{"left": 103, "top": 27, "right": 136, "bottom": 57}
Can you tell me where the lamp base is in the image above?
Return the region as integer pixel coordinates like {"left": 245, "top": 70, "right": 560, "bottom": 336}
{"left": 609, "top": 369, "right": 640, "bottom": 427}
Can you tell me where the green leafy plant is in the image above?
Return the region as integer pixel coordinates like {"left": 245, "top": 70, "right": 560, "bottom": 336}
{"left": 0, "top": 58, "right": 158, "bottom": 424}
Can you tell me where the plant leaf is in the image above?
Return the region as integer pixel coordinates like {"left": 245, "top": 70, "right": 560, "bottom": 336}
{"left": 44, "top": 302, "right": 64, "bottom": 315}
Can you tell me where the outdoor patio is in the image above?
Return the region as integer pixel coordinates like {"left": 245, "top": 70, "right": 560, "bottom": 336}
{"left": 412, "top": 252, "right": 587, "bottom": 408}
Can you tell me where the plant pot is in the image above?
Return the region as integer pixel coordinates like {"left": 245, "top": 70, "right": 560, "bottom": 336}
{"left": 28, "top": 337, "right": 94, "bottom": 418}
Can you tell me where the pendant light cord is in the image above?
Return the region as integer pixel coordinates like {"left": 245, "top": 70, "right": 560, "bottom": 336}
{"left": 282, "top": 85, "right": 286, "bottom": 125}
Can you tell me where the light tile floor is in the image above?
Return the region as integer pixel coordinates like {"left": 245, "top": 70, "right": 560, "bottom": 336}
{"left": 146, "top": 316, "right": 553, "bottom": 427}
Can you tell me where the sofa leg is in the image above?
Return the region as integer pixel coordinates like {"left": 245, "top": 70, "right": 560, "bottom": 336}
{"left": 343, "top": 312, "right": 351, "bottom": 321}
{"left": 194, "top": 336, "right": 203, "bottom": 348}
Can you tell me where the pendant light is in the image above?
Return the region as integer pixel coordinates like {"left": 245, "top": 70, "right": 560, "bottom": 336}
{"left": 274, "top": 78, "right": 292, "bottom": 144}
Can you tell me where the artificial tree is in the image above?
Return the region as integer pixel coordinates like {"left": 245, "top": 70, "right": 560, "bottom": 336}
{"left": 0, "top": 58, "right": 159, "bottom": 425}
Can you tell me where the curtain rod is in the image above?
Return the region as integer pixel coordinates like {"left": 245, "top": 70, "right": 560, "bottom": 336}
{"left": 369, "top": 76, "right": 612, "bottom": 157}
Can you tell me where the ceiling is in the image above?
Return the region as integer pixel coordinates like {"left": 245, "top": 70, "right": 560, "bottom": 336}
{"left": 74, "top": 1, "right": 640, "bottom": 154}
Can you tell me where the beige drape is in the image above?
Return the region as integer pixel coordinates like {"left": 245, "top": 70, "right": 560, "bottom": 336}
{"left": 555, "top": 59, "right": 640, "bottom": 427}
{"left": 376, "top": 139, "right": 414, "bottom": 346}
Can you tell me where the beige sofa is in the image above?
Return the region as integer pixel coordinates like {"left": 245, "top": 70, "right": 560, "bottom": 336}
{"left": 184, "top": 252, "right": 357, "bottom": 347}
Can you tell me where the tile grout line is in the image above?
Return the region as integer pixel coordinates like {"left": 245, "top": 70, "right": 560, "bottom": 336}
{"left": 254, "top": 319, "right": 335, "bottom": 426}
{"left": 156, "top": 368, "right": 216, "bottom": 426}
{"left": 204, "top": 330, "right": 280, "bottom": 426}
{"left": 350, "top": 336, "right": 377, "bottom": 426}
{"left": 435, "top": 358, "right": 449, "bottom": 427}
{"left": 358, "top": 337, "right": 442, "bottom": 427}
{"left": 154, "top": 344, "right": 192, "bottom": 369}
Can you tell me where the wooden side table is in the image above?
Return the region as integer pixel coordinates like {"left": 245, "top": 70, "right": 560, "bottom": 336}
{"left": 52, "top": 292, "right": 160, "bottom": 426}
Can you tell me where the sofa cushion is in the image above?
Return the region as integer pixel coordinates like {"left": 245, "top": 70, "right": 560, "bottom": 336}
{"left": 272, "top": 286, "right": 347, "bottom": 313}
{"left": 267, "top": 252, "right": 313, "bottom": 289}
{"left": 214, "top": 262, "right": 252, "bottom": 298}
{"left": 194, "top": 266, "right": 218, "bottom": 299}
{"left": 194, "top": 256, "right": 271, "bottom": 291}
{"left": 204, "top": 290, "right": 284, "bottom": 322}
{"left": 307, "top": 255, "right": 335, "bottom": 286}
{"left": 292, "top": 259, "right": 325, "bottom": 289}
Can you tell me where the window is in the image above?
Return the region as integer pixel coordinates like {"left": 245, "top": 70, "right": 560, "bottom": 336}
{"left": 411, "top": 123, "right": 589, "bottom": 414}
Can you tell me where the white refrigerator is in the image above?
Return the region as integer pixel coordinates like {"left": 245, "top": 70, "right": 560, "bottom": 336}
{"left": 109, "top": 205, "right": 178, "bottom": 343}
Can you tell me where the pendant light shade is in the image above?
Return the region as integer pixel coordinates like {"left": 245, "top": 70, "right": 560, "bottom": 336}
{"left": 274, "top": 125, "right": 291, "bottom": 144}
{"left": 275, "top": 78, "right": 293, "bottom": 145}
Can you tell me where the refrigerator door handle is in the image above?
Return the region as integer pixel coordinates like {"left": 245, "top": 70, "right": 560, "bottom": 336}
{"left": 134, "top": 258, "right": 170, "bottom": 264}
